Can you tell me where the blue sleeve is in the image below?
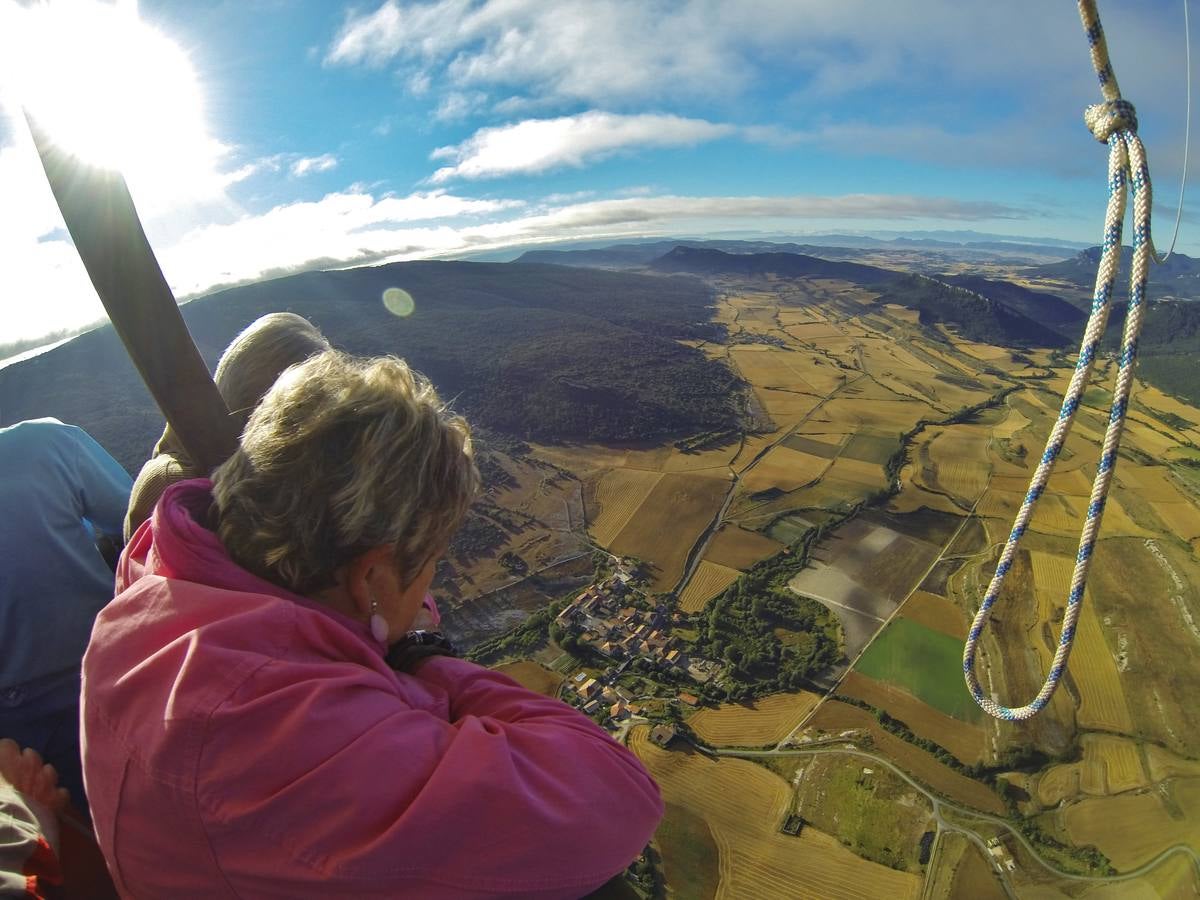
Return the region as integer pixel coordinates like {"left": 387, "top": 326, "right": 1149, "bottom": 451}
{"left": 66, "top": 427, "right": 133, "bottom": 540}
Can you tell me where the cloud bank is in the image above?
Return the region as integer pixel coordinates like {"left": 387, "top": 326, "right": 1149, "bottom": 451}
{"left": 430, "top": 112, "right": 735, "bottom": 182}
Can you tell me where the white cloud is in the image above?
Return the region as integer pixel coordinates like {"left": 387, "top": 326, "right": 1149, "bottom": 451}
{"left": 0, "top": 140, "right": 107, "bottom": 342}
{"left": 291, "top": 153, "right": 339, "bottom": 177}
{"left": 324, "top": 2, "right": 1112, "bottom": 107}
{"left": 146, "top": 190, "right": 1026, "bottom": 308}
{"left": 159, "top": 189, "right": 525, "bottom": 295}
{"left": 430, "top": 112, "right": 735, "bottom": 182}
{"left": 433, "top": 91, "right": 487, "bottom": 122}
{"left": 0, "top": 174, "right": 1029, "bottom": 344}
{"left": 324, "top": 1, "right": 1187, "bottom": 175}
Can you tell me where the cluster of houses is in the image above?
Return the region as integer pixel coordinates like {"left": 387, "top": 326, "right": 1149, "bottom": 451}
{"left": 554, "top": 572, "right": 711, "bottom": 678}
{"left": 567, "top": 665, "right": 703, "bottom": 719}
{"left": 567, "top": 671, "right": 643, "bottom": 720}
{"left": 986, "top": 837, "right": 1017, "bottom": 872}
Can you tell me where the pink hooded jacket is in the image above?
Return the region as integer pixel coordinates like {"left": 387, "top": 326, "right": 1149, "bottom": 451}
{"left": 81, "top": 481, "right": 662, "bottom": 898}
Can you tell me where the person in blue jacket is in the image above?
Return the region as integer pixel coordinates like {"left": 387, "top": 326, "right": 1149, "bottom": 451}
{"left": 0, "top": 418, "right": 132, "bottom": 813}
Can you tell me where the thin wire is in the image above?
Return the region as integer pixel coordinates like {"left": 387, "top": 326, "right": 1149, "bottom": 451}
{"left": 1158, "top": 0, "right": 1191, "bottom": 261}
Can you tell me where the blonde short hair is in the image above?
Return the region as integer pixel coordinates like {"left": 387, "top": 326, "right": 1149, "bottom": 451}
{"left": 211, "top": 350, "right": 478, "bottom": 594}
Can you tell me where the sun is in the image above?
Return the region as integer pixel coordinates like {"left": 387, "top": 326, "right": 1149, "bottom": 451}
{"left": 2, "top": 0, "right": 228, "bottom": 210}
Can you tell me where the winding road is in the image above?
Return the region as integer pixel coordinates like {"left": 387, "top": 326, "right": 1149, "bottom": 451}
{"left": 717, "top": 743, "right": 1200, "bottom": 896}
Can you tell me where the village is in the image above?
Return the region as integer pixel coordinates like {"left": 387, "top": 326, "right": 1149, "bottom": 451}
{"left": 551, "top": 557, "right": 723, "bottom": 740}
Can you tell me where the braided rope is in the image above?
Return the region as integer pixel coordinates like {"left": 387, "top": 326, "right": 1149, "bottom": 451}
{"left": 962, "top": 0, "right": 1157, "bottom": 721}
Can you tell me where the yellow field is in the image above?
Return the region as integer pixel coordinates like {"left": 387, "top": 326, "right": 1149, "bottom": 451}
{"left": 662, "top": 444, "right": 741, "bottom": 472}
{"left": 928, "top": 434, "right": 991, "bottom": 502}
{"left": 948, "top": 337, "right": 1013, "bottom": 363}
{"left": 777, "top": 307, "right": 823, "bottom": 325}
{"left": 1116, "top": 466, "right": 1190, "bottom": 503}
{"left": 590, "top": 468, "right": 665, "bottom": 546}
{"left": 882, "top": 303, "right": 921, "bottom": 324}
{"left": 687, "top": 692, "right": 821, "bottom": 746}
{"left": 1145, "top": 745, "right": 1200, "bottom": 782}
{"left": 1084, "top": 734, "right": 1147, "bottom": 794}
{"left": 823, "top": 454, "right": 887, "bottom": 487}
{"left": 1062, "top": 778, "right": 1200, "bottom": 871}
{"left": 1150, "top": 502, "right": 1200, "bottom": 541}
{"left": 901, "top": 591, "right": 967, "bottom": 640}
{"left": 1036, "top": 762, "right": 1081, "bottom": 806}
{"left": 1125, "top": 418, "right": 1189, "bottom": 458}
{"left": 610, "top": 472, "right": 730, "bottom": 591}
{"left": 493, "top": 661, "right": 562, "bottom": 697}
{"left": 1029, "top": 551, "right": 1133, "bottom": 732}
{"left": 678, "top": 560, "right": 741, "bottom": 613}
{"left": 758, "top": 389, "right": 826, "bottom": 421}
{"left": 629, "top": 728, "right": 922, "bottom": 899}
{"left": 729, "top": 345, "right": 842, "bottom": 397}
{"left": 741, "top": 445, "right": 831, "bottom": 493}
{"left": 704, "top": 524, "right": 785, "bottom": 570}
{"left": 993, "top": 405, "right": 1031, "bottom": 440}
{"left": 838, "top": 672, "right": 987, "bottom": 765}
{"left": 731, "top": 433, "right": 781, "bottom": 473}
{"left": 1045, "top": 467, "right": 1095, "bottom": 497}
{"left": 890, "top": 461, "right": 969, "bottom": 516}
{"left": 977, "top": 488, "right": 1153, "bottom": 540}
{"left": 1138, "top": 386, "right": 1200, "bottom": 427}
{"left": 820, "top": 396, "right": 935, "bottom": 430}
{"left": 1126, "top": 409, "right": 1197, "bottom": 448}
{"left": 786, "top": 322, "right": 844, "bottom": 340}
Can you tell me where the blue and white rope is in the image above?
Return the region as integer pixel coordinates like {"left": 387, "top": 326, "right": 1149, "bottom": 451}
{"left": 962, "top": 0, "right": 1159, "bottom": 721}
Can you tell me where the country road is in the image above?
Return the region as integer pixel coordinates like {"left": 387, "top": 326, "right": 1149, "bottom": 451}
{"left": 671, "top": 372, "right": 865, "bottom": 598}
{"left": 718, "top": 744, "right": 1200, "bottom": 893}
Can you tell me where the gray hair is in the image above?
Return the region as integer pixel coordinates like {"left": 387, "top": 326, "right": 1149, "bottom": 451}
{"left": 214, "top": 312, "right": 332, "bottom": 431}
{"left": 211, "top": 350, "right": 478, "bottom": 594}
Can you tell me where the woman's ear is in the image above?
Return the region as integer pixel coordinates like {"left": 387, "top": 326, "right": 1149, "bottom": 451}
{"left": 343, "top": 545, "right": 398, "bottom": 617}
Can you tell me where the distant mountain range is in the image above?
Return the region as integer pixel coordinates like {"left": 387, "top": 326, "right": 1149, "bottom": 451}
{"left": 5, "top": 241, "right": 1197, "bottom": 473}
{"left": 515, "top": 235, "right": 1076, "bottom": 269}
{"left": 649, "top": 247, "right": 1071, "bottom": 349}
{"left": 1030, "top": 246, "right": 1200, "bottom": 301}
{"left": 647, "top": 245, "right": 901, "bottom": 285}
{"left": 533, "top": 243, "right": 1198, "bottom": 402}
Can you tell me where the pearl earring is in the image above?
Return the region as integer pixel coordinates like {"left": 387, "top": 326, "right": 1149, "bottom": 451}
{"left": 369, "top": 597, "right": 389, "bottom": 643}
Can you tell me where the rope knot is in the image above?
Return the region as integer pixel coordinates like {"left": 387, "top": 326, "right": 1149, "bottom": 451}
{"left": 1084, "top": 99, "right": 1138, "bottom": 142}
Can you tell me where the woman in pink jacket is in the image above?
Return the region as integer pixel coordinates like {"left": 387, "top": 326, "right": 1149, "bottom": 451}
{"left": 81, "top": 350, "right": 663, "bottom": 898}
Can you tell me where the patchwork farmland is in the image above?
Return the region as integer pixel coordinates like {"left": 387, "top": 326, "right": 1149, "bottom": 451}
{"left": 521, "top": 271, "right": 1200, "bottom": 897}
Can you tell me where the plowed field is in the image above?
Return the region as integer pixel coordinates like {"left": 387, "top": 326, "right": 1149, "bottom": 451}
{"left": 688, "top": 692, "right": 821, "bottom": 746}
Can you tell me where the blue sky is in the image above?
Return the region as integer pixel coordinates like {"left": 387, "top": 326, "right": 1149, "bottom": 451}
{"left": 0, "top": 0, "right": 1194, "bottom": 344}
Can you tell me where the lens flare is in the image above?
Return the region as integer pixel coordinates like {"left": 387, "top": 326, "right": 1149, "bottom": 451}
{"left": 382, "top": 287, "right": 415, "bottom": 318}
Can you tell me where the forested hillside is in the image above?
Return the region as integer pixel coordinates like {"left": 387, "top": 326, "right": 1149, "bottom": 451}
{"left": 944, "top": 274, "right": 1085, "bottom": 333}
{"left": 649, "top": 245, "right": 900, "bottom": 285}
{"left": 876, "top": 275, "right": 1070, "bottom": 348}
{"left": 1031, "top": 246, "right": 1200, "bottom": 300}
{"left": 1119, "top": 301, "right": 1200, "bottom": 405}
{"left": 0, "top": 261, "right": 744, "bottom": 471}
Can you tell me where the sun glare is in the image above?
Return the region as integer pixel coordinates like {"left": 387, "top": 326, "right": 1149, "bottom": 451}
{"left": 2, "top": 0, "right": 228, "bottom": 210}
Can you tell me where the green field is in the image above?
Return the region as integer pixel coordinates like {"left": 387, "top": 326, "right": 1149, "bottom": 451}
{"left": 855, "top": 618, "right": 983, "bottom": 723}
{"left": 765, "top": 513, "right": 814, "bottom": 544}
{"left": 656, "top": 802, "right": 720, "bottom": 899}
{"left": 794, "top": 756, "right": 927, "bottom": 872}
{"left": 781, "top": 434, "right": 842, "bottom": 457}
{"left": 841, "top": 431, "right": 900, "bottom": 465}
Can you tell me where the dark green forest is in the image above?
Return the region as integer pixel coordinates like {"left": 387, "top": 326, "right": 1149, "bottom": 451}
{"left": 0, "top": 261, "right": 744, "bottom": 470}
{"left": 876, "top": 275, "right": 1069, "bottom": 348}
